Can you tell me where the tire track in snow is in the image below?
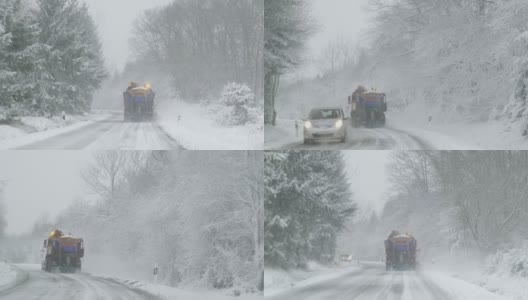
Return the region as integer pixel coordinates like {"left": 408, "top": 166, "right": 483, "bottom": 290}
{"left": 283, "top": 122, "right": 434, "bottom": 150}
{"left": 14, "top": 113, "right": 183, "bottom": 150}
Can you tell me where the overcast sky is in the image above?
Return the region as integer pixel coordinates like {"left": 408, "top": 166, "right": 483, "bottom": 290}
{"left": 85, "top": 0, "right": 173, "bottom": 72}
{"left": 288, "top": 0, "right": 372, "bottom": 79}
{"left": 344, "top": 151, "right": 390, "bottom": 217}
{"left": 0, "top": 152, "right": 93, "bottom": 235}
{"left": 309, "top": 0, "right": 371, "bottom": 55}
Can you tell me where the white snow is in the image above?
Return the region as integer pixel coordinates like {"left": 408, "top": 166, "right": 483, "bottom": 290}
{"left": 99, "top": 276, "right": 262, "bottom": 300}
{"left": 418, "top": 256, "right": 528, "bottom": 300}
{"left": 156, "top": 100, "right": 263, "bottom": 150}
{"left": 390, "top": 110, "right": 525, "bottom": 150}
{"left": 264, "top": 119, "right": 303, "bottom": 149}
{"left": 424, "top": 271, "right": 513, "bottom": 300}
{"left": 266, "top": 261, "right": 516, "bottom": 300}
{"left": 0, "top": 261, "right": 26, "bottom": 292}
{"left": 264, "top": 261, "right": 361, "bottom": 297}
{"left": 0, "top": 112, "right": 113, "bottom": 150}
{"left": 0, "top": 126, "right": 25, "bottom": 140}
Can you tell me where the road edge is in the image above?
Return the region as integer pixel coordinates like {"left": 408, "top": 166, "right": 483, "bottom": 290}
{"left": 0, "top": 262, "right": 30, "bottom": 296}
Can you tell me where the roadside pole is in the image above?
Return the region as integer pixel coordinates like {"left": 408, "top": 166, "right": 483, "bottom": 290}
{"left": 153, "top": 263, "right": 159, "bottom": 284}
{"left": 295, "top": 121, "right": 299, "bottom": 137}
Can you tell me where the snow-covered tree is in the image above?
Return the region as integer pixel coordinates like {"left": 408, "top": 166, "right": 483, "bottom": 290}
{"left": 34, "top": 0, "right": 107, "bottom": 115}
{"left": 265, "top": 151, "right": 356, "bottom": 268}
{"left": 264, "top": 0, "right": 314, "bottom": 125}
{"left": 45, "top": 151, "right": 262, "bottom": 292}
{"left": 0, "top": 0, "right": 107, "bottom": 117}
{"left": 0, "top": 0, "right": 40, "bottom": 119}
{"left": 130, "top": 0, "right": 263, "bottom": 100}
{"left": 375, "top": 151, "right": 528, "bottom": 256}
{"left": 213, "top": 82, "right": 259, "bottom": 126}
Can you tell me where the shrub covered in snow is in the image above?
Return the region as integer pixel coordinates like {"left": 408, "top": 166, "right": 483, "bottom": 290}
{"left": 209, "top": 83, "right": 260, "bottom": 127}
{"left": 486, "top": 243, "right": 528, "bottom": 278}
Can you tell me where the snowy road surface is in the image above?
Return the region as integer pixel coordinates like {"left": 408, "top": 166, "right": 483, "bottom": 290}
{"left": 10, "top": 112, "right": 183, "bottom": 150}
{"left": 266, "top": 117, "right": 483, "bottom": 150}
{"left": 265, "top": 262, "right": 510, "bottom": 300}
{"left": 0, "top": 264, "right": 161, "bottom": 300}
{"left": 281, "top": 125, "right": 433, "bottom": 150}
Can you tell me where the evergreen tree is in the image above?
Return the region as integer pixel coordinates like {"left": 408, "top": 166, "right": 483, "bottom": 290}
{"left": 34, "top": 0, "right": 107, "bottom": 114}
{"left": 1, "top": 0, "right": 107, "bottom": 117}
{"left": 0, "top": 0, "right": 39, "bottom": 116}
{"left": 265, "top": 151, "right": 356, "bottom": 268}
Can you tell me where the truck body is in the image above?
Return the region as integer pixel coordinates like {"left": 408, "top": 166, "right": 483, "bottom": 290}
{"left": 348, "top": 86, "right": 387, "bottom": 127}
{"left": 384, "top": 232, "right": 417, "bottom": 271}
{"left": 123, "top": 86, "right": 155, "bottom": 121}
{"left": 41, "top": 229, "right": 84, "bottom": 273}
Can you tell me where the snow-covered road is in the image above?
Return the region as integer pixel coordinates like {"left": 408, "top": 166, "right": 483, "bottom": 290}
{"left": 0, "top": 264, "right": 161, "bottom": 300}
{"left": 265, "top": 262, "right": 510, "bottom": 300}
{"left": 266, "top": 117, "right": 484, "bottom": 150}
{"left": 9, "top": 112, "right": 183, "bottom": 150}
{"left": 279, "top": 125, "right": 433, "bottom": 150}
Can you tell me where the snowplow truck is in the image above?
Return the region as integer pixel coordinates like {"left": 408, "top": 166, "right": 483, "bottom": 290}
{"left": 123, "top": 84, "right": 155, "bottom": 121}
{"left": 348, "top": 86, "right": 387, "bottom": 128}
{"left": 384, "top": 231, "right": 417, "bottom": 271}
{"left": 42, "top": 229, "right": 84, "bottom": 273}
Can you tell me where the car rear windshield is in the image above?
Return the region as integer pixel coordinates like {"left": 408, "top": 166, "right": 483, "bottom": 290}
{"left": 309, "top": 109, "right": 341, "bottom": 120}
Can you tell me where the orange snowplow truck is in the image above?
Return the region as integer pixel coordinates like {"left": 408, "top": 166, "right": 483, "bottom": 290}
{"left": 348, "top": 86, "right": 387, "bottom": 128}
{"left": 41, "top": 229, "right": 84, "bottom": 273}
{"left": 384, "top": 231, "right": 417, "bottom": 271}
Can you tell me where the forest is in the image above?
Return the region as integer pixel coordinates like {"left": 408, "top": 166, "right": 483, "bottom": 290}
{"left": 0, "top": 151, "right": 264, "bottom": 292}
{"left": 268, "top": 0, "right": 528, "bottom": 136}
{"left": 343, "top": 151, "right": 528, "bottom": 276}
{"left": 117, "top": 0, "right": 264, "bottom": 102}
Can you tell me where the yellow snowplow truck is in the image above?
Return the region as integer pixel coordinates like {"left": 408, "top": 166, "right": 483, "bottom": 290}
{"left": 348, "top": 86, "right": 387, "bottom": 128}
{"left": 384, "top": 231, "right": 417, "bottom": 271}
{"left": 123, "top": 82, "right": 155, "bottom": 121}
{"left": 41, "top": 229, "right": 84, "bottom": 273}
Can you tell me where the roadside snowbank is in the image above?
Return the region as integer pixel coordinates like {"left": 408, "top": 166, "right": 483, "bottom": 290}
{"left": 264, "top": 261, "right": 361, "bottom": 297}
{"left": 422, "top": 253, "right": 527, "bottom": 300}
{"left": 156, "top": 100, "right": 263, "bottom": 150}
{"left": 424, "top": 271, "right": 512, "bottom": 300}
{"left": 391, "top": 109, "right": 528, "bottom": 150}
{"left": 479, "top": 245, "right": 528, "bottom": 300}
{"left": 101, "top": 276, "right": 261, "bottom": 300}
{"left": 0, "top": 261, "right": 26, "bottom": 292}
{"left": 0, "top": 112, "right": 112, "bottom": 149}
{"left": 264, "top": 119, "right": 303, "bottom": 149}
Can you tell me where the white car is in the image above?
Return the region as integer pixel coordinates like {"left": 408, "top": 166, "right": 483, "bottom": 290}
{"left": 303, "top": 107, "right": 347, "bottom": 144}
{"left": 340, "top": 254, "right": 353, "bottom": 262}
